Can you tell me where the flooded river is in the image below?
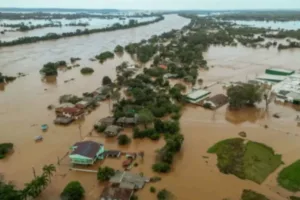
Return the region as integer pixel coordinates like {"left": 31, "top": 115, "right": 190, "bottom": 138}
{"left": 1, "top": 14, "right": 300, "bottom": 200}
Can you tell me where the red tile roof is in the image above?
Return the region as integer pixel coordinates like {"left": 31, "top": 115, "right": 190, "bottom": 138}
{"left": 159, "top": 64, "right": 167, "bottom": 70}
{"left": 62, "top": 107, "right": 83, "bottom": 115}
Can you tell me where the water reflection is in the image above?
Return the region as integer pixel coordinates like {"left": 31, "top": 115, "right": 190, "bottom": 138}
{"left": 225, "top": 106, "right": 267, "bottom": 124}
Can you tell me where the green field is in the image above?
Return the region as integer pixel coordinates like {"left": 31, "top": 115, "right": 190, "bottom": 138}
{"left": 208, "top": 138, "right": 282, "bottom": 184}
{"left": 241, "top": 189, "right": 269, "bottom": 200}
{"left": 278, "top": 160, "right": 300, "bottom": 192}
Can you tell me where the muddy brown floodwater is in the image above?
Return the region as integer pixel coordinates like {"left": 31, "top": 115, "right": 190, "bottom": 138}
{"left": 1, "top": 14, "right": 300, "bottom": 200}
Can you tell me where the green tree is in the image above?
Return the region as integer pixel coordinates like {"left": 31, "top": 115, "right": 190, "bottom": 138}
{"left": 80, "top": 67, "right": 94, "bottom": 74}
{"left": 138, "top": 108, "right": 154, "bottom": 128}
{"left": 152, "top": 162, "right": 171, "bottom": 173}
{"left": 118, "top": 134, "right": 131, "bottom": 145}
{"left": 102, "top": 76, "right": 112, "bottom": 85}
{"left": 227, "top": 83, "right": 263, "bottom": 109}
{"left": 42, "top": 164, "right": 56, "bottom": 183}
{"left": 60, "top": 181, "right": 85, "bottom": 200}
{"left": 0, "top": 179, "right": 21, "bottom": 200}
{"left": 97, "top": 166, "right": 115, "bottom": 182}
{"left": 157, "top": 189, "right": 171, "bottom": 200}
{"left": 114, "top": 45, "right": 124, "bottom": 54}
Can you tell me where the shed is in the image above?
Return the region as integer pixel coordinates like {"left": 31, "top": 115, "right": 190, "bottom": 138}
{"left": 96, "top": 117, "right": 116, "bottom": 127}
{"left": 203, "top": 94, "right": 228, "bottom": 109}
{"left": 100, "top": 186, "right": 133, "bottom": 200}
{"left": 265, "top": 68, "right": 295, "bottom": 76}
{"left": 100, "top": 150, "right": 121, "bottom": 158}
{"left": 256, "top": 74, "right": 287, "bottom": 83}
{"left": 116, "top": 117, "right": 138, "bottom": 126}
{"left": 104, "top": 125, "right": 122, "bottom": 137}
{"left": 69, "top": 141, "right": 104, "bottom": 165}
{"left": 186, "top": 89, "right": 211, "bottom": 104}
{"left": 109, "top": 171, "right": 149, "bottom": 190}
{"left": 54, "top": 117, "right": 74, "bottom": 125}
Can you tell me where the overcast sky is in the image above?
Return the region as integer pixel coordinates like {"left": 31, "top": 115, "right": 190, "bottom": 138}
{"left": 0, "top": 0, "right": 300, "bottom": 10}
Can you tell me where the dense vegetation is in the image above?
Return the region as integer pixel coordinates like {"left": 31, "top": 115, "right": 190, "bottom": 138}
{"left": 0, "top": 16, "right": 164, "bottom": 47}
{"left": 208, "top": 138, "right": 282, "bottom": 184}
{"left": 241, "top": 189, "right": 269, "bottom": 200}
{"left": 0, "top": 164, "right": 56, "bottom": 200}
{"left": 0, "top": 73, "right": 16, "bottom": 84}
{"left": 80, "top": 67, "right": 94, "bottom": 74}
{"left": 0, "top": 143, "right": 13, "bottom": 159}
{"left": 227, "top": 83, "right": 264, "bottom": 109}
{"left": 97, "top": 166, "right": 115, "bottom": 181}
{"left": 118, "top": 134, "right": 131, "bottom": 145}
{"left": 40, "top": 61, "right": 67, "bottom": 76}
{"left": 95, "top": 51, "right": 115, "bottom": 63}
{"left": 102, "top": 76, "right": 112, "bottom": 85}
{"left": 114, "top": 45, "right": 124, "bottom": 54}
{"left": 60, "top": 181, "right": 85, "bottom": 200}
{"left": 277, "top": 160, "right": 300, "bottom": 192}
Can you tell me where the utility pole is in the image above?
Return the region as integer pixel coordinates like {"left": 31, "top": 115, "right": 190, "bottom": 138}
{"left": 78, "top": 122, "right": 82, "bottom": 141}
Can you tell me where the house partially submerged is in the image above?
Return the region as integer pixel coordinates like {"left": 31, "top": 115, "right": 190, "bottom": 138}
{"left": 265, "top": 68, "right": 295, "bottom": 76}
{"left": 59, "top": 107, "right": 84, "bottom": 119}
{"left": 104, "top": 125, "right": 122, "bottom": 137}
{"left": 95, "top": 117, "right": 116, "bottom": 127}
{"left": 186, "top": 89, "right": 211, "bottom": 104}
{"left": 100, "top": 150, "right": 121, "bottom": 158}
{"left": 109, "top": 171, "right": 149, "bottom": 190}
{"left": 203, "top": 94, "right": 228, "bottom": 109}
{"left": 54, "top": 116, "right": 74, "bottom": 125}
{"left": 69, "top": 141, "right": 104, "bottom": 165}
{"left": 100, "top": 186, "right": 133, "bottom": 200}
{"left": 116, "top": 116, "right": 138, "bottom": 127}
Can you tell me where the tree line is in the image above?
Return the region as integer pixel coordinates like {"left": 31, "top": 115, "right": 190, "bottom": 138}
{"left": 0, "top": 16, "right": 164, "bottom": 47}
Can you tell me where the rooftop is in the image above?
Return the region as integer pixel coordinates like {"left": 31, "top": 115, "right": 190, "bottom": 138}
{"left": 100, "top": 186, "right": 133, "bottom": 200}
{"left": 266, "top": 68, "right": 295, "bottom": 74}
{"left": 109, "top": 171, "right": 148, "bottom": 189}
{"left": 104, "top": 125, "right": 122, "bottom": 134}
{"left": 205, "top": 94, "right": 228, "bottom": 107}
{"left": 256, "top": 74, "right": 287, "bottom": 82}
{"left": 186, "top": 89, "right": 210, "bottom": 100}
{"left": 71, "top": 141, "right": 103, "bottom": 159}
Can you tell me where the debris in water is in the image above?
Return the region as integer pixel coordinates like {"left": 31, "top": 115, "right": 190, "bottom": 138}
{"left": 238, "top": 131, "right": 247, "bottom": 138}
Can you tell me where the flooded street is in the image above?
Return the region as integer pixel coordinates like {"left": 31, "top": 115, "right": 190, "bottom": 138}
{"left": 1, "top": 14, "right": 300, "bottom": 200}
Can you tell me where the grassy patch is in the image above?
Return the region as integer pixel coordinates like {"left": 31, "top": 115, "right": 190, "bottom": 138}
{"left": 278, "top": 160, "right": 300, "bottom": 192}
{"left": 244, "top": 142, "right": 282, "bottom": 184}
{"left": 208, "top": 138, "right": 282, "bottom": 184}
{"left": 241, "top": 189, "right": 269, "bottom": 200}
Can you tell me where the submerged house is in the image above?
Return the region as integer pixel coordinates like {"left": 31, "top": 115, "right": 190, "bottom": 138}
{"left": 116, "top": 116, "right": 138, "bottom": 127}
{"left": 104, "top": 125, "right": 122, "bottom": 137}
{"left": 203, "top": 94, "right": 228, "bottom": 109}
{"left": 100, "top": 186, "right": 133, "bottom": 200}
{"left": 109, "top": 171, "right": 149, "bottom": 190}
{"left": 69, "top": 141, "right": 104, "bottom": 165}
{"left": 95, "top": 117, "right": 116, "bottom": 127}
{"left": 60, "top": 107, "right": 84, "bottom": 119}
{"left": 186, "top": 89, "right": 211, "bottom": 104}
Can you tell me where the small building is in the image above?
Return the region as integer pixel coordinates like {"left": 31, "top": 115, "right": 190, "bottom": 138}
{"left": 100, "top": 150, "right": 121, "bottom": 158}
{"left": 54, "top": 116, "right": 74, "bottom": 125}
{"left": 69, "top": 141, "right": 104, "bottom": 165}
{"left": 60, "top": 107, "right": 84, "bottom": 119}
{"left": 100, "top": 186, "right": 133, "bottom": 200}
{"left": 256, "top": 74, "right": 286, "bottom": 83}
{"left": 109, "top": 171, "right": 149, "bottom": 190}
{"left": 265, "top": 68, "right": 295, "bottom": 76}
{"left": 116, "top": 116, "right": 138, "bottom": 127}
{"left": 76, "top": 101, "right": 90, "bottom": 109}
{"left": 286, "top": 92, "right": 300, "bottom": 104}
{"left": 203, "top": 94, "right": 228, "bottom": 109}
{"left": 55, "top": 103, "right": 75, "bottom": 113}
{"left": 186, "top": 89, "right": 211, "bottom": 104}
{"left": 95, "top": 117, "right": 116, "bottom": 127}
{"left": 104, "top": 125, "right": 122, "bottom": 137}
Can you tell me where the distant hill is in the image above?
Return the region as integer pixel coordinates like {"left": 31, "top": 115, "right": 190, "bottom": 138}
{"left": 0, "top": 7, "right": 120, "bottom": 13}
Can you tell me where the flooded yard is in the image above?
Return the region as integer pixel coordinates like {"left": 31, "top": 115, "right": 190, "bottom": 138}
{"left": 1, "top": 14, "right": 300, "bottom": 200}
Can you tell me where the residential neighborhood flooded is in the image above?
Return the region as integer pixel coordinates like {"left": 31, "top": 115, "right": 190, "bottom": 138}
{"left": 1, "top": 13, "right": 300, "bottom": 200}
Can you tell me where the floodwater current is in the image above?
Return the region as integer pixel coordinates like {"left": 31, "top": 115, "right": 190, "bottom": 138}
{"left": 1, "top": 14, "right": 300, "bottom": 200}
